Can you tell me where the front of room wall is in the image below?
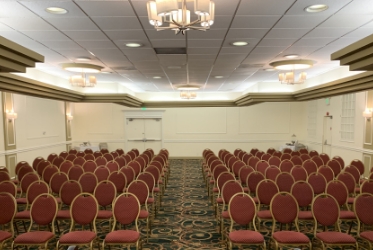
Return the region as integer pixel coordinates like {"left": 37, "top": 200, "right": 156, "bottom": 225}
{"left": 0, "top": 90, "right": 371, "bottom": 177}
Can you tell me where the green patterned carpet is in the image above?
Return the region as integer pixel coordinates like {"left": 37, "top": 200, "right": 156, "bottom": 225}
{"left": 13, "top": 159, "right": 360, "bottom": 249}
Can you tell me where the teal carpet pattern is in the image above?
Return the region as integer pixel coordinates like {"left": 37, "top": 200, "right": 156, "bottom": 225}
{"left": 13, "top": 159, "right": 361, "bottom": 249}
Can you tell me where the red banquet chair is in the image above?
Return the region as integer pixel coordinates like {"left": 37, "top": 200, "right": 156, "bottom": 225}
{"left": 291, "top": 181, "right": 314, "bottom": 222}
{"left": 312, "top": 194, "right": 357, "bottom": 249}
{"left": 12, "top": 193, "right": 58, "bottom": 249}
{"left": 0, "top": 180, "right": 17, "bottom": 197}
{"left": 0, "top": 192, "right": 17, "bottom": 249}
{"left": 269, "top": 192, "right": 311, "bottom": 249}
{"left": 57, "top": 193, "right": 99, "bottom": 250}
{"left": 94, "top": 180, "right": 117, "bottom": 226}
{"left": 227, "top": 193, "right": 265, "bottom": 250}
{"left": 102, "top": 193, "right": 142, "bottom": 250}
{"left": 354, "top": 193, "right": 373, "bottom": 249}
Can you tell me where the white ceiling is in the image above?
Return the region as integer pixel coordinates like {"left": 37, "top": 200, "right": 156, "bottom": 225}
{"left": 1, "top": 0, "right": 372, "bottom": 93}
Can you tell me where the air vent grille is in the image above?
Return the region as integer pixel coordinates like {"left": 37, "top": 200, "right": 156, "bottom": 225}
{"left": 154, "top": 48, "right": 187, "bottom": 54}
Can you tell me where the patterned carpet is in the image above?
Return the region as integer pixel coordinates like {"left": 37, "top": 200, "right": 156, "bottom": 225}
{"left": 13, "top": 159, "right": 360, "bottom": 249}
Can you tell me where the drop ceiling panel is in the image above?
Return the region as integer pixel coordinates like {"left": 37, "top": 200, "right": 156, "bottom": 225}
{"left": 319, "top": 15, "right": 373, "bottom": 28}
{"left": 213, "top": 0, "right": 240, "bottom": 16}
{"left": 0, "top": 31, "right": 47, "bottom": 49}
{"left": 231, "top": 16, "right": 281, "bottom": 29}
{"left": 92, "top": 17, "right": 142, "bottom": 30}
{"left": 220, "top": 46, "right": 255, "bottom": 54}
{"left": 151, "top": 39, "right": 186, "bottom": 48}
{"left": 226, "top": 29, "right": 269, "bottom": 39}
{"left": 285, "top": 0, "right": 352, "bottom": 15}
{"left": 0, "top": 1, "right": 36, "bottom": 18}
{"left": 0, "top": 17, "right": 55, "bottom": 30}
{"left": 145, "top": 30, "right": 188, "bottom": 40}
{"left": 209, "top": 15, "right": 233, "bottom": 29}
{"left": 303, "top": 27, "right": 355, "bottom": 38}
{"left": 19, "top": 1, "right": 87, "bottom": 18}
{"left": 20, "top": 31, "right": 70, "bottom": 41}
{"left": 77, "top": 40, "right": 117, "bottom": 49}
{"left": 126, "top": 54, "right": 159, "bottom": 62}
{"left": 242, "top": 54, "right": 276, "bottom": 64}
{"left": 63, "top": 31, "right": 109, "bottom": 40}
{"left": 76, "top": 1, "right": 135, "bottom": 16}
{"left": 187, "top": 29, "right": 228, "bottom": 39}
{"left": 41, "top": 40, "right": 82, "bottom": 50}
{"left": 104, "top": 30, "right": 147, "bottom": 40}
{"left": 188, "top": 39, "right": 222, "bottom": 48}
{"left": 188, "top": 48, "right": 220, "bottom": 55}
{"left": 130, "top": 1, "right": 148, "bottom": 16}
{"left": 344, "top": 27, "right": 373, "bottom": 38}
{"left": 0, "top": 23, "right": 13, "bottom": 31}
{"left": 293, "top": 37, "right": 337, "bottom": 47}
{"left": 121, "top": 48, "right": 156, "bottom": 56}
{"left": 265, "top": 28, "right": 311, "bottom": 39}
{"left": 251, "top": 46, "right": 287, "bottom": 55}
{"left": 45, "top": 17, "right": 99, "bottom": 31}
{"left": 279, "top": 46, "right": 320, "bottom": 57}
{"left": 236, "top": 0, "right": 295, "bottom": 15}
{"left": 274, "top": 15, "right": 329, "bottom": 29}
{"left": 258, "top": 38, "right": 298, "bottom": 47}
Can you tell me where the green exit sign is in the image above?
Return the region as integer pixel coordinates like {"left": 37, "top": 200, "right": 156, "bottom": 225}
{"left": 141, "top": 107, "right": 147, "bottom": 110}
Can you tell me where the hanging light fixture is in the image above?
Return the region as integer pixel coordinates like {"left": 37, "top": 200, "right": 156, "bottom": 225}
{"left": 269, "top": 60, "right": 313, "bottom": 85}
{"left": 147, "top": 0, "right": 215, "bottom": 35}
{"left": 177, "top": 84, "right": 200, "bottom": 99}
{"left": 61, "top": 63, "right": 103, "bottom": 88}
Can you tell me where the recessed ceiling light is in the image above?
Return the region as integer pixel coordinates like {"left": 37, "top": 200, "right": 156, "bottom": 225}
{"left": 305, "top": 4, "right": 328, "bottom": 13}
{"left": 125, "top": 43, "right": 143, "bottom": 48}
{"left": 153, "top": 76, "right": 162, "bottom": 79}
{"left": 284, "top": 54, "right": 299, "bottom": 59}
{"left": 214, "top": 76, "right": 224, "bottom": 78}
{"left": 76, "top": 57, "right": 91, "bottom": 62}
{"left": 45, "top": 7, "right": 68, "bottom": 15}
{"left": 231, "top": 41, "right": 248, "bottom": 46}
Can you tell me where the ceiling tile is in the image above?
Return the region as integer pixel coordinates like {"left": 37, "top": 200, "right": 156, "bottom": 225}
{"left": 0, "top": 1, "right": 35, "bottom": 18}
{"left": 63, "top": 30, "right": 109, "bottom": 40}
{"left": 231, "top": 15, "right": 281, "bottom": 29}
{"left": 76, "top": 40, "right": 117, "bottom": 49}
{"left": 226, "top": 29, "right": 269, "bottom": 40}
{"left": 220, "top": 47, "right": 254, "bottom": 54}
{"left": 20, "top": 31, "right": 70, "bottom": 41}
{"left": 274, "top": 15, "right": 329, "bottom": 29}
{"left": 19, "top": 1, "right": 87, "bottom": 18}
{"left": 92, "top": 17, "right": 142, "bottom": 30}
{"left": 303, "top": 27, "right": 355, "bottom": 38}
{"left": 293, "top": 37, "right": 337, "bottom": 47}
{"left": 188, "top": 48, "right": 220, "bottom": 55}
{"left": 237, "top": 0, "right": 295, "bottom": 15}
{"left": 265, "top": 28, "right": 310, "bottom": 39}
{"left": 45, "top": 17, "right": 99, "bottom": 31}
{"left": 188, "top": 39, "right": 223, "bottom": 48}
{"left": 251, "top": 46, "right": 287, "bottom": 55}
{"left": 0, "top": 17, "right": 55, "bottom": 31}
{"left": 151, "top": 39, "right": 186, "bottom": 48}
{"left": 76, "top": 1, "right": 135, "bottom": 16}
{"left": 105, "top": 30, "right": 148, "bottom": 40}
{"left": 285, "top": 0, "right": 353, "bottom": 15}
{"left": 319, "top": 14, "right": 373, "bottom": 28}
{"left": 187, "top": 29, "right": 228, "bottom": 39}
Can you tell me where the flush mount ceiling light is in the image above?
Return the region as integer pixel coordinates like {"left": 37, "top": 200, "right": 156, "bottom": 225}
{"left": 153, "top": 76, "right": 162, "bottom": 79}
{"left": 147, "top": 0, "right": 215, "bottom": 35}
{"left": 125, "top": 42, "right": 143, "bottom": 48}
{"left": 214, "top": 76, "right": 224, "bottom": 78}
{"left": 61, "top": 63, "right": 103, "bottom": 73}
{"left": 305, "top": 4, "right": 328, "bottom": 13}
{"left": 269, "top": 59, "right": 313, "bottom": 70}
{"left": 269, "top": 59, "right": 313, "bottom": 85}
{"left": 168, "top": 66, "right": 182, "bottom": 69}
{"left": 75, "top": 57, "right": 91, "bottom": 62}
{"left": 231, "top": 41, "right": 248, "bottom": 46}
{"left": 176, "top": 84, "right": 200, "bottom": 91}
{"left": 45, "top": 7, "right": 68, "bottom": 14}
{"left": 284, "top": 54, "right": 299, "bottom": 59}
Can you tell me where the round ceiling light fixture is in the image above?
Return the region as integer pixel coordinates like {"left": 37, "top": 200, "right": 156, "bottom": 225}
{"left": 214, "top": 76, "right": 224, "bottom": 78}
{"left": 45, "top": 7, "right": 68, "bottom": 14}
{"left": 153, "top": 76, "right": 162, "bottom": 79}
{"left": 269, "top": 59, "right": 314, "bottom": 70}
{"left": 61, "top": 63, "right": 103, "bottom": 73}
{"left": 231, "top": 41, "right": 249, "bottom": 46}
{"left": 305, "top": 4, "right": 328, "bottom": 13}
{"left": 75, "top": 57, "right": 91, "bottom": 62}
{"left": 125, "top": 43, "right": 143, "bottom": 48}
{"left": 176, "top": 84, "right": 200, "bottom": 91}
{"left": 168, "top": 66, "right": 182, "bottom": 69}
{"left": 284, "top": 54, "right": 299, "bottom": 59}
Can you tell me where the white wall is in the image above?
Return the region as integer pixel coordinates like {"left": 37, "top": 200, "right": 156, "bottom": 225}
{"left": 0, "top": 94, "right": 6, "bottom": 166}
{"left": 304, "top": 91, "right": 366, "bottom": 163}
{"left": 72, "top": 102, "right": 307, "bottom": 157}
{"left": 12, "top": 95, "right": 67, "bottom": 164}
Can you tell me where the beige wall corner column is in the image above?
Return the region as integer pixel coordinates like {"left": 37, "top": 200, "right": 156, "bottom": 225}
{"left": 2, "top": 92, "right": 17, "bottom": 175}
{"left": 363, "top": 91, "right": 373, "bottom": 177}
{"left": 65, "top": 102, "right": 73, "bottom": 152}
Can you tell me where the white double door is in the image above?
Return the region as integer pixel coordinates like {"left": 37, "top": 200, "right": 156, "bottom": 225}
{"left": 125, "top": 118, "right": 162, "bottom": 154}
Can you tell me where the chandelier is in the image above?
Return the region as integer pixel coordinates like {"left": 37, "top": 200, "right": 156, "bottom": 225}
{"left": 177, "top": 84, "right": 200, "bottom": 99}
{"left": 147, "top": 0, "right": 215, "bottom": 35}
{"left": 61, "top": 63, "right": 103, "bottom": 88}
{"left": 269, "top": 59, "right": 313, "bottom": 85}
{"left": 69, "top": 73, "right": 97, "bottom": 87}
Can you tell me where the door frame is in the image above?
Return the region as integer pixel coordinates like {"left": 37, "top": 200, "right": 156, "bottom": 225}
{"left": 123, "top": 110, "right": 165, "bottom": 152}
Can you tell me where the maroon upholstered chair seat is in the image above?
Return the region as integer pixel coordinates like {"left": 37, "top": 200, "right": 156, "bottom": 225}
{"left": 229, "top": 230, "right": 264, "bottom": 243}
{"left": 56, "top": 210, "right": 70, "bottom": 219}
{"left": 0, "top": 231, "right": 12, "bottom": 242}
{"left": 14, "top": 231, "right": 54, "bottom": 244}
{"left": 139, "top": 210, "right": 149, "bottom": 219}
{"left": 213, "top": 187, "right": 218, "bottom": 192}
{"left": 360, "top": 231, "right": 373, "bottom": 242}
{"left": 59, "top": 231, "right": 96, "bottom": 244}
{"left": 16, "top": 197, "right": 27, "bottom": 204}
{"left": 221, "top": 211, "right": 230, "bottom": 219}
{"left": 273, "top": 231, "right": 310, "bottom": 243}
{"left": 347, "top": 197, "right": 355, "bottom": 204}
{"left": 105, "top": 230, "right": 140, "bottom": 243}
{"left": 147, "top": 197, "right": 154, "bottom": 204}
{"left": 216, "top": 197, "right": 223, "bottom": 203}
{"left": 153, "top": 187, "right": 160, "bottom": 192}
{"left": 97, "top": 210, "right": 112, "bottom": 219}
{"left": 298, "top": 211, "right": 313, "bottom": 220}
{"left": 15, "top": 210, "right": 30, "bottom": 219}
{"left": 316, "top": 231, "right": 356, "bottom": 244}
{"left": 243, "top": 187, "right": 249, "bottom": 192}
{"left": 257, "top": 210, "right": 271, "bottom": 219}
{"left": 339, "top": 210, "right": 356, "bottom": 220}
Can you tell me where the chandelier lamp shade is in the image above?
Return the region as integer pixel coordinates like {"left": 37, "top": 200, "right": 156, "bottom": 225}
{"left": 269, "top": 59, "right": 313, "bottom": 85}
{"left": 69, "top": 73, "right": 97, "bottom": 87}
{"left": 61, "top": 63, "right": 103, "bottom": 88}
{"left": 180, "top": 90, "right": 197, "bottom": 99}
{"left": 176, "top": 84, "right": 200, "bottom": 99}
{"left": 147, "top": 0, "right": 215, "bottom": 35}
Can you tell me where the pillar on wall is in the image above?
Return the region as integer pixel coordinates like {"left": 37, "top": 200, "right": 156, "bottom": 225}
{"left": 363, "top": 91, "right": 373, "bottom": 177}
{"left": 65, "top": 102, "right": 73, "bottom": 152}
{"left": 2, "top": 92, "right": 17, "bottom": 176}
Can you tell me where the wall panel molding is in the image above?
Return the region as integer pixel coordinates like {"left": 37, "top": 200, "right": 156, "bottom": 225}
{"left": 0, "top": 141, "right": 70, "bottom": 156}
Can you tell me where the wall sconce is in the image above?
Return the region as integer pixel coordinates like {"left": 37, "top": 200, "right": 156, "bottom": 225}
{"left": 363, "top": 108, "right": 372, "bottom": 121}
{"left": 6, "top": 110, "right": 17, "bottom": 122}
{"left": 66, "top": 114, "right": 74, "bottom": 121}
